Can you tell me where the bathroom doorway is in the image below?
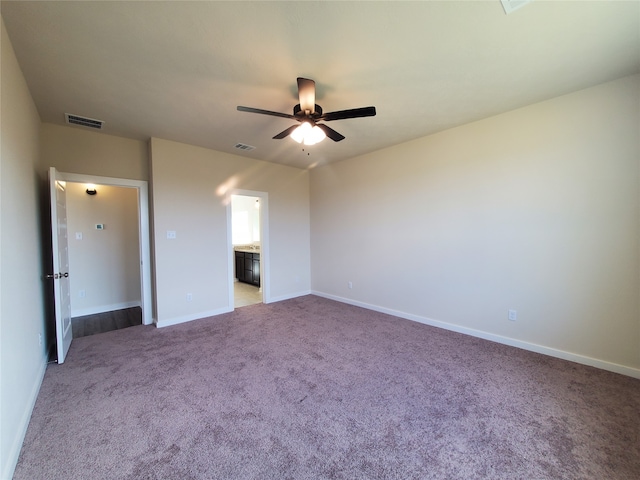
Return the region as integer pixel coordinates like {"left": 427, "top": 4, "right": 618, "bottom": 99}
{"left": 231, "top": 193, "right": 264, "bottom": 308}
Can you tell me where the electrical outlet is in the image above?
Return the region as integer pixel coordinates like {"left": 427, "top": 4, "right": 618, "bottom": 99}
{"left": 186, "top": 293, "right": 193, "bottom": 301}
{"left": 508, "top": 309, "right": 517, "bottom": 321}
{"left": 348, "top": 281, "right": 353, "bottom": 289}
{"left": 38, "top": 333, "right": 42, "bottom": 346}
{"left": 79, "top": 289, "right": 86, "bottom": 298}
{"left": 167, "top": 230, "right": 177, "bottom": 239}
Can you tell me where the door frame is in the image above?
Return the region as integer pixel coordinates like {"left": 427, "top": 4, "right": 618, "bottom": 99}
{"left": 57, "top": 171, "right": 153, "bottom": 325}
{"left": 226, "top": 189, "right": 270, "bottom": 307}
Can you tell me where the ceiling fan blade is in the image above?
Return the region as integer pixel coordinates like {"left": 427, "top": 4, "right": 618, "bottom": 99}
{"left": 237, "top": 105, "right": 295, "bottom": 120}
{"left": 297, "top": 77, "right": 316, "bottom": 114}
{"left": 316, "top": 124, "right": 345, "bottom": 142}
{"left": 272, "top": 124, "right": 300, "bottom": 139}
{"left": 319, "top": 106, "right": 377, "bottom": 122}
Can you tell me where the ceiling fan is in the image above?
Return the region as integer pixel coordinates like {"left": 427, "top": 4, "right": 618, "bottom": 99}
{"left": 237, "top": 77, "right": 376, "bottom": 145}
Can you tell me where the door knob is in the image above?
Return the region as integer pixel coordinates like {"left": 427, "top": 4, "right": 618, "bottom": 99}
{"left": 45, "top": 273, "right": 68, "bottom": 279}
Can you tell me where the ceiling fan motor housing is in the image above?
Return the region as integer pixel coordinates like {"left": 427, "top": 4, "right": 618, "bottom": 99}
{"left": 293, "top": 104, "right": 323, "bottom": 119}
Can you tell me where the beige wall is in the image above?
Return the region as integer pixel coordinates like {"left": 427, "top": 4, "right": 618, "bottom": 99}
{"left": 150, "top": 138, "right": 310, "bottom": 326}
{"left": 310, "top": 74, "right": 640, "bottom": 375}
{"left": 40, "top": 123, "right": 148, "bottom": 181}
{"left": 0, "top": 18, "right": 47, "bottom": 479}
{"left": 66, "top": 183, "right": 141, "bottom": 317}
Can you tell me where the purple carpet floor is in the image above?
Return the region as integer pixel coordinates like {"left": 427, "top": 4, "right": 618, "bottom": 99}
{"left": 14, "top": 295, "right": 640, "bottom": 479}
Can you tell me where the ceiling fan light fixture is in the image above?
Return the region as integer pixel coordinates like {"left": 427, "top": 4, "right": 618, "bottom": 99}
{"left": 291, "top": 122, "right": 310, "bottom": 143}
{"left": 307, "top": 125, "right": 326, "bottom": 145}
{"left": 291, "top": 122, "right": 326, "bottom": 145}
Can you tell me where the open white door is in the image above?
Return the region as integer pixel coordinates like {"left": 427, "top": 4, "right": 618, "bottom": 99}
{"left": 48, "top": 167, "right": 73, "bottom": 363}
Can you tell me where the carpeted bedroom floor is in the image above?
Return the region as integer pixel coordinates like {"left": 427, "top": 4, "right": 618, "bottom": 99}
{"left": 14, "top": 295, "right": 640, "bottom": 479}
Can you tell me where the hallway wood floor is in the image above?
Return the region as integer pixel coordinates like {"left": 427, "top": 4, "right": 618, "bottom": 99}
{"left": 71, "top": 290, "right": 261, "bottom": 339}
{"left": 72, "top": 307, "right": 142, "bottom": 338}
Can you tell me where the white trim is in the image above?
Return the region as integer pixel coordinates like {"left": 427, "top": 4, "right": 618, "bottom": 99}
{"left": 155, "top": 306, "right": 234, "bottom": 328}
{"left": 226, "top": 196, "right": 234, "bottom": 310}
{"left": 2, "top": 357, "right": 47, "bottom": 480}
{"left": 311, "top": 290, "right": 640, "bottom": 380}
{"left": 71, "top": 300, "right": 142, "bottom": 318}
{"left": 266, "top": 290, "right": 311, "bottom": 304}
{"left": 155, "top": 291, "right": 311, "bottom": 328}
{"left": 56, "top": 172, "right": 153, "bottom": 326}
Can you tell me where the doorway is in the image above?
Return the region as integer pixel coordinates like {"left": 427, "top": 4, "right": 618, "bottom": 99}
{"left": 228, "top": 191, "right": 268, "bottom": 308}
{"left": 55, "top": 172, "right": 152, "bottom": 326}
{"left": 66, "top": 182, "right": 142, "bottom": 336}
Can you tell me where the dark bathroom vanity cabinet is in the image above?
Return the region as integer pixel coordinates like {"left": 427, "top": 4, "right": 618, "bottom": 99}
{"left": 235, "top": 250, "right": 260, "bottom": 287}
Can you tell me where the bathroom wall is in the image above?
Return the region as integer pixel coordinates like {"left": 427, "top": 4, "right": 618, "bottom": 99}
{"left": 232, "top": 194, "right": 260, "bottom": 245}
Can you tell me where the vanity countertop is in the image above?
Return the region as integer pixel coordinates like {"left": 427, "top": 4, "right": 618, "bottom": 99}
{"left": 234, "top": 245, "right": 261, "bottom": 253}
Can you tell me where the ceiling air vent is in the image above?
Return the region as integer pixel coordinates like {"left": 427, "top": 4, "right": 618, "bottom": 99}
{"left": 234, "top": 143, "right": 255, "bottom": 152}
{"left": 65, "top": 113, "right": 105, "bottom": 130}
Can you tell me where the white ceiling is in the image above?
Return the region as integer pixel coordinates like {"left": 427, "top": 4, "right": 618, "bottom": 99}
{"left": 2, "top": 1, "right": 639, "bottom": 169}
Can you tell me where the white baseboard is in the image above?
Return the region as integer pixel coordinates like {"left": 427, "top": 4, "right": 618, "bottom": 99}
{"left": 155, "top": 306, "right": 234, "bottom": 328}
{"left": 266, "top": 289, "right": 311, "bottom": 304}
{"left": 311, "top": 290, "right": 640, "bottom": 380}
{"left": 2, "top": 355, "right": 47, "bottom": 480}
{"left": 153, "top": 290, "right": 311, "bottom": 329}
{"left": 71, "top": 300, "right": 141, "bottom": 318}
